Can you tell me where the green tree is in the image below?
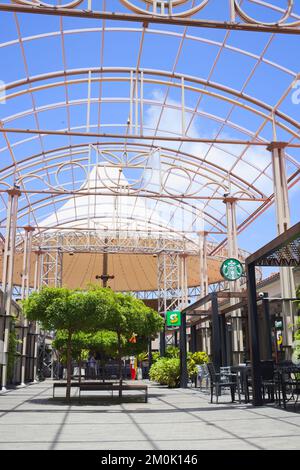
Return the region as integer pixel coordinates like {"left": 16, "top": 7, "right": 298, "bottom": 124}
{"left": 23, "top": 287, "right": 103, "bottom": 399}
{"left": 99, "top": 291, "right": 164, "bottom": 396}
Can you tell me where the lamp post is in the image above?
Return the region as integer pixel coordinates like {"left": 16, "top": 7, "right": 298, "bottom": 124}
{"left": 96, "top": 237, "right": 115, "bottom": 288}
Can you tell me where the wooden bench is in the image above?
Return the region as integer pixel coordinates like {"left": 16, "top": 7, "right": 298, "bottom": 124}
{"left": 113, "top": 384, "right": 148, "bottom": 403}
{"left": 53, "top": 381, "right": 116, "bottom": 398}
{"left": 79, "top": 383, "right": 114, "bottom": 399}
{"left": 79, "top": 383, "right": 148, "bottom": 403}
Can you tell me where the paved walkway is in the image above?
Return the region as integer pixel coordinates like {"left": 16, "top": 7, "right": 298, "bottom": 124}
{"left": 0, "top": 381, "right": 299, "bottom": 450}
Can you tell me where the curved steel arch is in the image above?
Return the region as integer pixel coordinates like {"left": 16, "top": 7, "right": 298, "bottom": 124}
{"left": 2, "top": 67, "right": 300, "bottom": 134}
{"left": 0, "top": 27, "right": 297, "bottom": 79}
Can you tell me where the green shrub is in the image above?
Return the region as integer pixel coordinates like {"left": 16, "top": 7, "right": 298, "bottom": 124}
{"left": 151, "top": 351, "right": 160, "bottom": 363}
{"left": 150, "top": 349, "right": 210, "bottom": 387}
{"left": 149, "top": 357, "right": 180, "bottom": 388}
{"left": 190, "top": 351, "right": 209, "bottom": 365}
{"left": 165, "top": 346, "right": 180, "bottom": 359}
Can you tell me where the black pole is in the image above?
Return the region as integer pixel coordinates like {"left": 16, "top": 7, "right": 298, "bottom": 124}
{"left": 211, "top": 292, "right": 222, "bottom": 372}
{"left": 220, "top": 314, "right": 228, "bottom": 367}
{"left": 263, "top": 292, "right": 273, "bottom": 361}
{"left": 102, "top": 237, "right": 109, "bottom": 288}
{"left": 190, "top": 325, "right": 197, "bottom": 353}
{"left": 174, "top": 330, "right": 178, "bottom": 348}
{"left": 148, "top": 339, "right": 153, "bottom": 374}
{"left": 246, "top": 262, "right": 263, "bottom": 406}
{"left": 159, "top": 324, "right": 166, "bottom": 357}
{"left": 180, "top": 312, "right": 188, "bottom": 388}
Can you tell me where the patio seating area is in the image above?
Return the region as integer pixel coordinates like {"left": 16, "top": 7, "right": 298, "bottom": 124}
{"left": 199, "top": 363, "right": 300, "bottom": 411}
{"left": 1, "top": 380, "right": 300, "bottom": 450}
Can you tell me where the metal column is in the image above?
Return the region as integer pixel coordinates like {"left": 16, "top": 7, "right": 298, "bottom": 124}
{"left": 211, "top": 292, "right": 222, "bottom": 372}
{"left": 246, "top": 262, "right": 263, "bottom": 406}
{"left": 32, "top": 250, "right": 43, "bottom": 383}
{"left": 199, "top": 231, "right": 211, "bottom": 355}
{"left": 224, "top": 197, "right": 244, "bottom": 364}
{"left": 190, "top": 325, "right": 197, "bottom": 353}
{"left": 20, "top": 226, "right": 34, "bottom": 386}
{"left": 262, "top": 293, "right": 273, "bottom": 362}
{"left": 179, "top": 254, "right": 189, "bottom": 388}
{"left": 179, "top": 311, "right": 188, "bottom": 388}
{"left": 268, "top": 142, "right": 295, "bottom": 352}
{"left": 1, "top": 188, "right": 20, "bottom": 390}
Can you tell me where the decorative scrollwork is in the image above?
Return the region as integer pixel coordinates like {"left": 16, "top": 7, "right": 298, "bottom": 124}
{"left": 10, "top": 0, "right": 299, "bottom": 27}
{"left": 120, "top": 0, "right": 209, "bottom": 18}
{"left": 121, "top": 0, "right": 298, "bottom": 26}
{"left": 233, "top": 0, "right": 298, "bottom": 27}
{"left": 12, "top": 0, "right": 84, "bottom": 9}
{"left": 97, "top": 150, "right": 154, "bottom": 194}
{"left": 17, "top": 162, "right": 88, "bottom": 193}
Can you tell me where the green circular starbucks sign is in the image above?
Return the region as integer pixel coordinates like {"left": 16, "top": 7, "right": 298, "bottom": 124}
{"left": 220, "top": 258, "right": 244, "bottom": 281}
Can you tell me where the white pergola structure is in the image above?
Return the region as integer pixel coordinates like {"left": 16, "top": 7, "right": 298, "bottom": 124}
{"left": 0, "top": 0, "right": 299, "bottom": 388}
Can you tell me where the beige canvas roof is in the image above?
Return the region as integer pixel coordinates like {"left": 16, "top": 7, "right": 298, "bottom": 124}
{"left": 2, "top": 252, "right": 223, "bottom": 292}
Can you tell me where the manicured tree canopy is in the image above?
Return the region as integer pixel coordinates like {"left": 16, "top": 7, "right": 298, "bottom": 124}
{"left": 89, "top": 330, "right": 120, "bottom": 358}
{"left": 100, "top": 292, "right": 164, "bottom": 340}
{"left": 53, "top": 330, "right": 91, "bottom": 363}
{"left": 23, "top": 288, "right": 100, "bottom": 332}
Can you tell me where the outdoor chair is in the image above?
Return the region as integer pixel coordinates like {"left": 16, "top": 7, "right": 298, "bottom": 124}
{"left": 261, "top": 360, "right": 277, "bottom": 402}
{"left": 207, "top": 363, "right": 238, "bottom": 404}
{"left": 277, "top": 366, "right": 300, "bottom": 408}
{"left": 220, "top": 366, "right": 234, "bottom": 383}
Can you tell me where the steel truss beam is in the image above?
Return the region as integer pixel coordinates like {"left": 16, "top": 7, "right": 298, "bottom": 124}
{"left": 157, "top": 246, "right": 189, "bottom": 351}
{"left": 40, "top": 247, "right": 63, "bottom": 289}
{"left": 14, "top": 231, "right": 250, "bottom": 262}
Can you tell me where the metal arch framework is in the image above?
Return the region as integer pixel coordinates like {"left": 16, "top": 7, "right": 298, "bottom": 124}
{"left": 0, "top": 7, "right": 298, "bottom": 246}
{"left": 1, "top": 67, "right": 300, "bottom": 137}
{"left": 1, "top": 64, "right": 299, "bottom": 220}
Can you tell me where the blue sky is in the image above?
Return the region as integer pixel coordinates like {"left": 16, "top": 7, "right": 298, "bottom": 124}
{"left": 0, "top": 0, "right": 299, "bottom": 262}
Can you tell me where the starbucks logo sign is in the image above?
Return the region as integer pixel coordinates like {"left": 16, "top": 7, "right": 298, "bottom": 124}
{"left": 220, "top": 258, "right": 244, "bottom": 282}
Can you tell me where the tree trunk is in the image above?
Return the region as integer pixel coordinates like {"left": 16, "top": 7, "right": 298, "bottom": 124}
{"left": 66, "top": 331, "right": 72, "bottom": 400}
{"left": 78, "top": 358, "right": 82, "bottom": 386}
{"left": 117, "top": 332, "right": 123, "bottom": 399}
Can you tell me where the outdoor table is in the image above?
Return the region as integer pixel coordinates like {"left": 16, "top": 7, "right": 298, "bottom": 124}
{"left": 231, "top": 365, "right": 252, "bottom": 403}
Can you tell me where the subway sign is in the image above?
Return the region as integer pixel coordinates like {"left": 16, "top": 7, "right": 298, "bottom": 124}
{"left": 166, "top": 310, "right": 181, "bottom": 328}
